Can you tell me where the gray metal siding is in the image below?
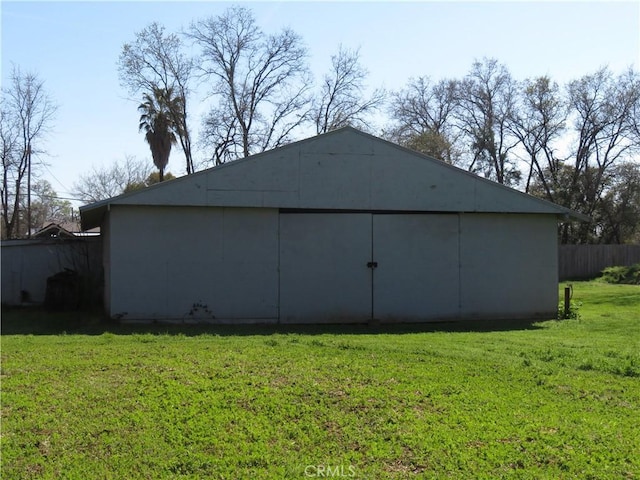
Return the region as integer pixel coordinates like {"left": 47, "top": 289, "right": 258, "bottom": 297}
{"left": 459, "top": 213, "right": 558, "bottom": 318}
{"left": 108, "top": 206, "right": 279, "bottom": 322}
{"left": 102, "top": 212, "right": 111, "bottom": 317}
{"left": 279, "top": 213, "right": 372, "bottom": 323}
{"left": 372, "top": 214, "right": 460, "bottom": 321}
{"left": 83, "top": 129, "right": 577, "bottom": 229}
{"left": 279, "top": 212, "right": 557, "bottom": 322}
{"left": 104, "top": 205, "right": 558, "bottom": 323}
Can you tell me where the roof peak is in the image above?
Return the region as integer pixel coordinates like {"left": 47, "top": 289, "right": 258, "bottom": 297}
{"left": 80, "top": 128, "right": 586, "bottom": 230}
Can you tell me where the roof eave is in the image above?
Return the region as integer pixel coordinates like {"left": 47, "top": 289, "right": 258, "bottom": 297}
{"left": 559, "top": 209, "right": 591, "bottom": 223}
{"left": 80, "top": 202, "right": 109, "bottom": 230}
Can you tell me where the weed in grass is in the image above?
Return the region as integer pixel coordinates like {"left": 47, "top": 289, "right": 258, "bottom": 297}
{"left": 576, "top": 359, "right": 595, "bottom": 371}
{"left": 615, "top": 355, "right": 640, "bottom": 378}
{"left": 335, "top": 341, "right": 366, "bottom": 351}
{"left": 557, "top": 301, "right": 582, "bottom": 320}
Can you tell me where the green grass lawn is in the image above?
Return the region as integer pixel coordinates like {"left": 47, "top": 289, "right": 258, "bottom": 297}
{"left": 1, "top": 281, "right": 639, "bottom": 479}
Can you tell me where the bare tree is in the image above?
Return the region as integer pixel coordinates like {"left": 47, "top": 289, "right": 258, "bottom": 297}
{"left": 523, "top": 67, "right": 640, "bottom": 243}
{"left": 386, "top": 76, "right": 459, "bottom": 163}
{"left": 313, "top": 45, "right": 385, "bottom": 134}
{"left": 509, "top": 76, "right": 567, "bottom": 195}
{"left": 558, "top": 67, "right": 640, "bottom": 242}
{"left": 188, "top": 6, "right": 312, "bottom": 164}
{"left": 201, "top": 105, "right": 240, "bottom": 165}
{"left": 119, "top": 22, "right": 195, "bottom": 174}
{"left": 384, "top": 58, "right": 640, "bottom": 243}
{"left": 73, "top": 156, "right": 154, "bottom": 204}
{"left": 1, "top": 66, "right": 56, "bottom": 239}
{"left": 455, "top": 58, "right": 520, "bottom": 185}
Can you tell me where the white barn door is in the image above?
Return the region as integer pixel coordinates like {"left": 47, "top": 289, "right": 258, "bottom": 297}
{"left": 279, "top": 213, "right": 372, "bottom": 323}
{"left": 372, "top": 214, "right": 460, "bottom": 321}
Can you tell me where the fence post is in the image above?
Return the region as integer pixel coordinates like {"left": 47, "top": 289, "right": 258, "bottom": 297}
{"left": 564, "top": 285, "right": 571, "bottom": 318}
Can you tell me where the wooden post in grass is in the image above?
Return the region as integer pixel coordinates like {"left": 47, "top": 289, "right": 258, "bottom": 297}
{"left": 564, "top": 285, "right": 571, "bottom": 319}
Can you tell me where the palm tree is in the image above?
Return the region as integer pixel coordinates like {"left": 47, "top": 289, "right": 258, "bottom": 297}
{"left": 138, "top": 87, "right": 180, "bottom": 182}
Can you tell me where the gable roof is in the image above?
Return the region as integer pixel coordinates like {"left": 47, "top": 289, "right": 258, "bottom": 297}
{"left": 80, "top": 127, "right": 587, "bottom": 230}
{"left": 34, "top": 222, "right": 77, "bottom": 239}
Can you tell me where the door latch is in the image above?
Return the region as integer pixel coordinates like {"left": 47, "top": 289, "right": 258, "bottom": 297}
{"left": 367, "top": 261, "right": 378, "bottom": 269}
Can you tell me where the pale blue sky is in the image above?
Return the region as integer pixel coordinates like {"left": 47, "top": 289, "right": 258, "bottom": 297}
{"left": 2, "top": 1, "right": 639, "bottom": 204}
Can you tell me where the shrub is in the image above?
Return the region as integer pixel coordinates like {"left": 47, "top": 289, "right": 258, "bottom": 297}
{"left": 600, "top": 263, "right": 640, "bottom": 285}
{"left": 557, "top": 301, "right": 581, "bottom": 320}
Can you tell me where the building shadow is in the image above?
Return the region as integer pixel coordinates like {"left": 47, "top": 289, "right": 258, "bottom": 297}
{"left": 1, "top": 306, "right": 547, "bottom": 336}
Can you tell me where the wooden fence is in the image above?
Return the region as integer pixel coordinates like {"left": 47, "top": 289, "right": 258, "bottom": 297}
{"left": 559, "top": 244, "right": 640, "bottom": 280}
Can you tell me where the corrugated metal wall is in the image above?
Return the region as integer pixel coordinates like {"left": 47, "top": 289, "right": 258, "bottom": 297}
{"left": 103, "top": 205, "right": 559, "bottom": 323}
{"left": 107, "top": 205, "right": 279, "bottom": 322}
{"left": 280, "top": 212, "right": 559, "bottom": 322}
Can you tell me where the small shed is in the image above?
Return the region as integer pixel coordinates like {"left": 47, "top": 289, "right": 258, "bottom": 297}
{"left": 80, "top": 127, "right": 581, "bottom": 324}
